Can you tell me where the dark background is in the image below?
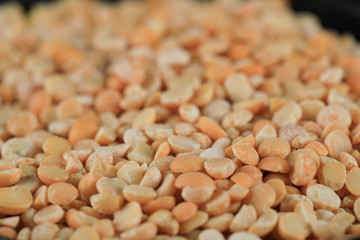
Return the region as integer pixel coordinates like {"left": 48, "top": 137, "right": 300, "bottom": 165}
{"left": 292, "top": 0, "right": 360, "bottom": 40}
{"left": 0, "top": 0, "right": 360, "bottom": 39}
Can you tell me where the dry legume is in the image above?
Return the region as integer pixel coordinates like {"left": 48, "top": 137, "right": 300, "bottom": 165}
{"left": 1, "top": 0, "right": 360, "bottom": 239}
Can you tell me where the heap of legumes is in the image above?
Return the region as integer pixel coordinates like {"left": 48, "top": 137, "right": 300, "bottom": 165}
{"left": 1, "top": 0, "right": 360, "bottom": 239}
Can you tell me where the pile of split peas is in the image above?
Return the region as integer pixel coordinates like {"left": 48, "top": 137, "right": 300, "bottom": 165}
{"left": 2, "top": 0, "right": 360, "bottom": 239}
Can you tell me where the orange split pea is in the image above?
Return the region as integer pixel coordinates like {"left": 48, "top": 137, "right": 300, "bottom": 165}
{"left": 68, "top": 118, "right": 99, "bottom": 145}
